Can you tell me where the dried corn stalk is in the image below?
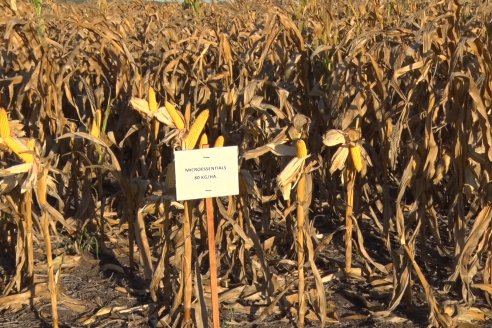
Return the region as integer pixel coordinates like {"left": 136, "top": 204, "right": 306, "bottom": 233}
{"left": 296, "top": 139, "right": 307, "bottom": 327}
{"left": 323, "top": 128, "right": 371, "bottom": 272}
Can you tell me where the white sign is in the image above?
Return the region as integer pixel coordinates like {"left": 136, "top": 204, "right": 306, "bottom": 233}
{"left": 174, "top": 146, "right": 239, "bottom": 201}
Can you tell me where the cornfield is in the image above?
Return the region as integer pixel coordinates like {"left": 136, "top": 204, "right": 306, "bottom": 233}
{"left": 0, "top": 0, "right": 492, "bottom": 327}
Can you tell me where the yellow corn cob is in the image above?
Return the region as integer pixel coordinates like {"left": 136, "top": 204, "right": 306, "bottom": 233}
{"left": 165, "top": 101, "right": 185, "bottom": 130}
{"left": 184, "top": 110, "right": 209, "bottom": 150}
{"left": 148, "top": 87, "right": 158, "bottom": 113}
{"left": 199, "top": 133, "right": 208, "bottom": 147}
{"left": 5, "top": 137, "right": 34, "bottom": 163}
{"left": 0, "top": 108, "right": 11, "bottom": 139}
{"left": 296, "top": 139, "right": 308, "bottom": 158}
{"left": 90, "top": 109, "right": 102, "bottom": 138}
{"left": 350, "top": 144, "right": 362, "bottom": 172}
{"left": 214, "top": 136, "right": 224, "bottom": 148}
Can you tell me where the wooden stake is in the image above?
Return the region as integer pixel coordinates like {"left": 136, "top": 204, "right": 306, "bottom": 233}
{"left": 206, "top": 196, "right": 220, "bottom": 328}
{"left": 183, "top": 200, "right": 193, "bottom": 324}
{"left": 203, "top": 144, "right": 220, "bottom": 328}
{"left": 296, "top": 139, "right": 307, "bottom": 328}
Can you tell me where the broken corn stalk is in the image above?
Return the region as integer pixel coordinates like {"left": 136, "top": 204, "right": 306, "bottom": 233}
{"left": 184, "top": 109, "right": 209, "bottom": 150}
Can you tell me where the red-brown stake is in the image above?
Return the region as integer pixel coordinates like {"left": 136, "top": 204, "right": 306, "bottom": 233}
{"left": 203, "top": 144, "right": 220, "bottom": 328}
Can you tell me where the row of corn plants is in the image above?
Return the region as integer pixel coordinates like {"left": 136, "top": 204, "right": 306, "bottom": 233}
{"left": 0, "top": 0, "right": 492, "bottom": 327}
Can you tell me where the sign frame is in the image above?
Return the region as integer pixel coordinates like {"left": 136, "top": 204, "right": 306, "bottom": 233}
{"left": 174, "top": 145, "right": 239, "bottom": 201}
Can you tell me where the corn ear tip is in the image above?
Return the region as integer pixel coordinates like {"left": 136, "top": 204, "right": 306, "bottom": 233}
{"left": 185, "top": 110, "right": 210, "bottom": 150}
{"left": 350, "top": 145, "right": 363, "bottom": 172}
{"left": 0, "top": 108, "right": 11, "bottom": 139}
{"left": 296, "top": 139, "right": 308, "bottom": 158}
{"left": 200, "top": 133, "right": 208, "bottom": 147}
{"left": 214, "top": 136, "right": 225, "bottom": 147}
{"left": 148, "top": 87, "right": 158, "bottom": 113}
{"left": 165, "top": 101, "right": 185, "bottom": 130}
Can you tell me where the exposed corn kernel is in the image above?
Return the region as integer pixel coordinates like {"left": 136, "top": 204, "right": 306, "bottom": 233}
{"left": 184, "top": 110, "right": 209, "bottom": 150}
{"left": 296, "top": 139, "right": 308, "bottom": 158}
{"left": 214, "top": 135, "right": 224, "bottom": 148}
{"left": 349, "top": 145, "right": 362, "bottom": 172}
{"left": 148, "top": 87, "right": 158, "bottom": 113}
{"left": 165, "top": 101, "right": 185, "bottom": 130}
{"left": 0, "top": 108, "right": 11, "bottom": 139}
{"left": 199, "top": 133, "right": 208, "bottom": 147}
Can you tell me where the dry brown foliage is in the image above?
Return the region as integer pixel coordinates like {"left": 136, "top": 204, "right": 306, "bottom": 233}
{"left": 0, "top": 0, "right": 492, "bottom": 327}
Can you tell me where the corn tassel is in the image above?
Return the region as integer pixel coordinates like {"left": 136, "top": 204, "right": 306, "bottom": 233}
{"left": 0, "top": 108, "right": 10, "bottom": 139}
{"left": 184, "top": 109, "right": 209, "bottom": 150}
{"left": 165, "top": 101, "right": 185, "bottom": 130}
{"left": 349, "top": 144, "right": 362, "bottom": 172}
{"left": 148, "top": 87, "right": 158, "bottom": 113}
{"left": 214, "top": 135, "right": 224, "bottom": 148}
